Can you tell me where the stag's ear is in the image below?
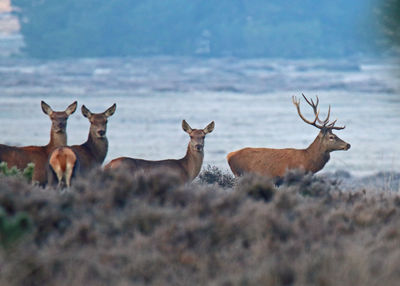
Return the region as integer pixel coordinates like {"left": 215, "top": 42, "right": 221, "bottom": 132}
{"left": 104, "top": 103, "right": 116, "bottom": 118}
{"left": 81, "top": 105, "right": 92, "bottom": 119}
{"left": 203, "top": 121, "right": 215, "bottom": 134}
{"left": 41, "top": 101, "right": 53, "bottom": 116}
{"left": 182, "top": 120, "right": 193, "bottom": 134}
{"left": 65, "top": 101, "right": 77, "bottom": 115}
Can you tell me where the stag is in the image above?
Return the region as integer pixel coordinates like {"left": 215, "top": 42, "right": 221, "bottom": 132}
{"left": 227, "top": 94, "right": 350, "bottom": 178}
{"left": 105, "top": 120, "right": 215, "bottom": 183}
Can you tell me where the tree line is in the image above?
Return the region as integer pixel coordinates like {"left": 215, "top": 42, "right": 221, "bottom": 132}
{"left": 12, "top": 0, "right": 386, "bottom": 59}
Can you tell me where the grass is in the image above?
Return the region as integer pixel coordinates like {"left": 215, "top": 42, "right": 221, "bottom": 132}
{"left": 0, "top": 166, "right": 400, "bottom": 285}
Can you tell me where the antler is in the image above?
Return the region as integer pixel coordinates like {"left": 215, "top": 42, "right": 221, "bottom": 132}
{"left": 326, "top": 120, "right": 345, "bottom": 130}
{"left": 292, "top": 96, "right": 321, "bottom": 128}
{"left": 292, "top": 94, "right": 345, "bottom": 130}
{"left": 300, "top": 94, "right": 331, "bottom": 126}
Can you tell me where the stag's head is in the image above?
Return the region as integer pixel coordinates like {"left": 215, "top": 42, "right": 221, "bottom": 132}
{"left": 81, "top": 104, "right": 116, "bottom": 139}
{"left": 292, "top": 94, "right": 350, "bottom": 152}
{"left": 41, "top": 101, "right": 78, "bottom": 134}
{"left": 182, "top": 120, "right": 215, "bottom": 152}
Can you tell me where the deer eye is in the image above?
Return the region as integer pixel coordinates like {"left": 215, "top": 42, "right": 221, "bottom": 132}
{"left": 329, "top": 135, "right": 335, "bottom": 140}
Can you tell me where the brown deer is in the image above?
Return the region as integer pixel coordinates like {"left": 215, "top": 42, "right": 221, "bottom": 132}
{"left": 48, "top": 147, "right": 78, "bottom": 188}
{"left": 227, "top": 94, "right": 350, "bottom": 178}
{"left": 48, "top": 103, "right": 116, "bottom": 187}
{"left": 105, "top": 120, "right": 215, "bottom": 183}
{"left": 0, "top": 101, "right": 77, "bottom": 185}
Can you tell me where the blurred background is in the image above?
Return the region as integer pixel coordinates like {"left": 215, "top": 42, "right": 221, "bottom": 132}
{"left": 0, "top": 0, "right": 399, "bottom": 176}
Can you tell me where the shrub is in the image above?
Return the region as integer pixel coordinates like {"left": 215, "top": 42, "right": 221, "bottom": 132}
{"left": 0, "top": 207, "right": 32, "bottom": 249}
{"left": 0, "top": 167, "right": 399, "bottom": 285}
{"left": 235, "top": 173, "right": 276, "bottom": 202}
{"left": 282, "top": 169, "right": 339, "bottom": 197}
{"left": 198, "top": 165, "right": 235, "bottom": 188}
{"left": 0, "top": 162, "right": 35, "bottom": 183}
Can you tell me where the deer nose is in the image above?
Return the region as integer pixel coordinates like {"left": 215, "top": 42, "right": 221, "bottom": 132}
{"left": 195, "top": 144, "right": 203, "bottom": 151}
{"left": 345, "top": 143, "right": 351, "bottom": 150}
{"left": 98, "top": 130, "right": 105, "bottom": 137}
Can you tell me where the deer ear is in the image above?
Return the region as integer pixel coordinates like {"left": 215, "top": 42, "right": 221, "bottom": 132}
{"left": 65, "top": 101, "right": 77, "bottom": 115}
{"left": 104, "top": 103, "right": 116, "bottom": 118}
{"left": 41, "top": 101, "right": 53, "bottom": 115}
{"left": 182, "top": 120, "right": 193, "bottom": 134}
{"left": 81, "top": 105, "right": 92, "bottom": 119}
{"left": 203, "top": 121, "right": 215, "bottom": 134}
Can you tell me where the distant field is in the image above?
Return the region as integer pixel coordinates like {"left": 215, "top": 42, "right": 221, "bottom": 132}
{"left": 0, "top": 57, "right": 399, "bottom": 176}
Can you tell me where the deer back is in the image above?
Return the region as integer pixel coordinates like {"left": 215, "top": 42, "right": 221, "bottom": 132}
{"left": 106, "top": 157, "right": 189, "bottom": 182}
{"left": 227, "top": 146, "right": 329, "bottom": 178}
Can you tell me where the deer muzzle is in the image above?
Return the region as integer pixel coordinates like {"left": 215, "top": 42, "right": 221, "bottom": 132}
{"left": 97, "top": 130, "right": 106, "bottom": 137}
{"left": 195, "top": 144, "right": 204, "bottom": 152}
{"left": 54, "top": 124, "right": 66, "bottom": 133}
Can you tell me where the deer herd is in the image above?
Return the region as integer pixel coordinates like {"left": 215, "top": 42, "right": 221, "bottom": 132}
{"left": 0, "top": 94, "right": 350, "bottom": 188}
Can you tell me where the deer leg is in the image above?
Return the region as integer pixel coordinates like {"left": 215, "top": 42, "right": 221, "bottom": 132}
{"left": 51, "top": 166, "right": 64, "bottom": 189}
{"left": 64, "top": 163, "right": 74, "bottom": 188}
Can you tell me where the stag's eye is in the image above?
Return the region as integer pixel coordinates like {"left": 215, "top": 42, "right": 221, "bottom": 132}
{"left": 329, "top": 135, "right": 335, "bottom": 140}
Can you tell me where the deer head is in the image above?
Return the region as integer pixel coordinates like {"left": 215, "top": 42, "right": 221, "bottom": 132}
{"left": 41, "top": 101, "right": 77, "bottom": 134}
{"left": 81, "top": 104, "right": 116, "bottom": 139}
{"left": 182, "top": 120, "right": 215, "bottom": 152}
{"left": 292, "top": 94, "right": 350, "bottom": 152}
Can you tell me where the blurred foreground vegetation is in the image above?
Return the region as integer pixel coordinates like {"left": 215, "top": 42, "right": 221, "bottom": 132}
{"left": 0, "top": 162, "right": 34, "bottom": 183}
{"left": 0, "top": 166, "right": 400, "bottom": 285}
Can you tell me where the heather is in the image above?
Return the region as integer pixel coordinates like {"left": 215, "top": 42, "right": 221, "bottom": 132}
{"left": 0, "top": 167, "right": 400, "bottom": 286}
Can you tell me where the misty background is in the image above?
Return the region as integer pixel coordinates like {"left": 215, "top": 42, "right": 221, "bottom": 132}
{"left": 3, "top": 0, "right": 388, "bottom": 58}
{"left": 0, "top": 0, "right": 400, "bottom": 179}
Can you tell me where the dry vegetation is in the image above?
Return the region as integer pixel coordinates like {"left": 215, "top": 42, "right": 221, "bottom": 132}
{"left": 0, "top": 167, "right": 400, "bottom": 286}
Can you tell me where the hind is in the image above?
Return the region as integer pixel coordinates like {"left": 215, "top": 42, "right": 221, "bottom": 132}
{"left": 48, "top": 147, "right": 78, "bottom": 188}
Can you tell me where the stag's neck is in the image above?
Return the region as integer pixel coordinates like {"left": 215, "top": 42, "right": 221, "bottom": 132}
{"left": 180, "top": 144, "right": 204, "bottom": 181}
{"left": 84, "top": 134, "right": 108, "bottom": 164}
{"left": 47, "top": 131, "right": 67, "bottom": 150}
{"left": 305, "top": 135, "right": 330, "bottom": 173}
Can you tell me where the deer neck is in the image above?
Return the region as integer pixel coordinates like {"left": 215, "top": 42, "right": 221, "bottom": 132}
{"left": 47, "top": 129, "right": 67, "bottom": 151}
{"left": 305, "top": 135, "right": 330, "bottom": 173}
{"left": 85, "top": 133, "right": 108, "bottom": 164}
{"left": 180, "top": 144, "right": 204, "bottom": 181}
